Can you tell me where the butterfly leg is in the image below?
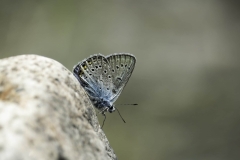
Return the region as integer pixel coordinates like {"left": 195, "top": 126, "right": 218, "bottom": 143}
{"left": 101, "top": 112, "right": 106, "bottom": 129}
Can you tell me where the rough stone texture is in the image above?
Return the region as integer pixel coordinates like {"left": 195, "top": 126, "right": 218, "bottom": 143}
{"left": 0, "top": 55, "right": 117, "bottom": 160}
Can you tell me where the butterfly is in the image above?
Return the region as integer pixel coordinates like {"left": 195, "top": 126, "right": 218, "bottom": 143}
{"left": 73, "top": 53, "right": 136, "bottom": 127}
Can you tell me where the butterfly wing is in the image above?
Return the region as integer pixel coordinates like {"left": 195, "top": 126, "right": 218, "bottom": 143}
{"left": 106, "top": 53, "right": 136, "bottom": 103}
{"left": 73, "top": 54, "right": 114, "bottom": 106}
{"left": 73, "top": 53, "right": 136, "bottom": 108}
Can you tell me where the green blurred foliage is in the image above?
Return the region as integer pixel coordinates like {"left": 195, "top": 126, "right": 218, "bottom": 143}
{"left": 1, "top": 1, "right": 240, "bottom": 160}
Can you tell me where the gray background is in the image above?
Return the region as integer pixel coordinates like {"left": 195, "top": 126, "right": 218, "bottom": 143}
{"left": 1, "top": 1, "right": 240, "bottom": 160}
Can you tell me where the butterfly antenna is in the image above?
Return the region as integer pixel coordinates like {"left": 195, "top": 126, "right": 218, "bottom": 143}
{"left": 115, "top": 107, "right": 126, "bottom": 123}
{"left": 115, "top": 104, "right": 138, "bottom": 106}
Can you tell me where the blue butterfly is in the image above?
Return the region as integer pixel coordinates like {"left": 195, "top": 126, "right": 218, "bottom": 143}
{"left": 73, "top": 53, "right": 136, "bottom": 127}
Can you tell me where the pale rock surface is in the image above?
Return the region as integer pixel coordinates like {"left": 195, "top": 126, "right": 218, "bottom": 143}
{"left": 0, "top": 55, "right": 117, "bottom": 160}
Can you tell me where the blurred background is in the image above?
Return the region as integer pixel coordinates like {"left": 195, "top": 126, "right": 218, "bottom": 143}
{"left": 1, "top": 1, "right": 240, "bottom": 160}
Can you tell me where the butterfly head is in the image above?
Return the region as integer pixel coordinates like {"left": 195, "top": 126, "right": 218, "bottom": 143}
{"left": 108, "top": 105, "right": 115, "bottom": 113}
{"left": 95, "top": 98, "right": 115, "bottom": 113}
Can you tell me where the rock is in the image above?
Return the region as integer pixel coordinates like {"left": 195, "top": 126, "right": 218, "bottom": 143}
{"left": 0, "top": 55, "right": 117, "bottom": 160}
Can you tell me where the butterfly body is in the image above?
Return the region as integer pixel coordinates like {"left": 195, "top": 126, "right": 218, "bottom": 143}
{"left": 73, "top": 53, "right": 136, "bottom": 115}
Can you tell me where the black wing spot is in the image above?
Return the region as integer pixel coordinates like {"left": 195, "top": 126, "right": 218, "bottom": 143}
{"left": 104, "top": 70, "right": 107, "bottom": 74}
{"left": 91, "top": 68, "right": 95, "bottom": 72}
{"left": 107, "top": 88, "right": 109, "bottom": 90}
{"left": 121, "top": 64, "right": 124, "bottom": 67}
{"left": 117, "top": 77, "right": 122, "bottom": 81}
{"left": 125, "top": 64, "right": 127, "bottom": 67}
{"left": 87, "top": 60, "right": 92, "bottom": 65}
{"left": 116, "top": 66, "right": 119, "bottom": 69}
{"left": 112, "top": 89, "right": 117, "bottom": 94}
{"left": 92, "top": 57, "right": 97, "bottom": 62}
{"left": 99, "top": 65, "right": 102, "bottom": 68}
{"left": 108, "top": 75, "right": 111, "bottom": 79}
{"left": 82, "top": 65, "right": 87, "bottom": 70}
{"left": 79, "top": 70, "right": 83, "bottom": 75}
{"left": 112, "top": 69, "right": 115, "bottom": 72}
{"left": 95, "top": 66, "right": 98, "bottom": 69}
